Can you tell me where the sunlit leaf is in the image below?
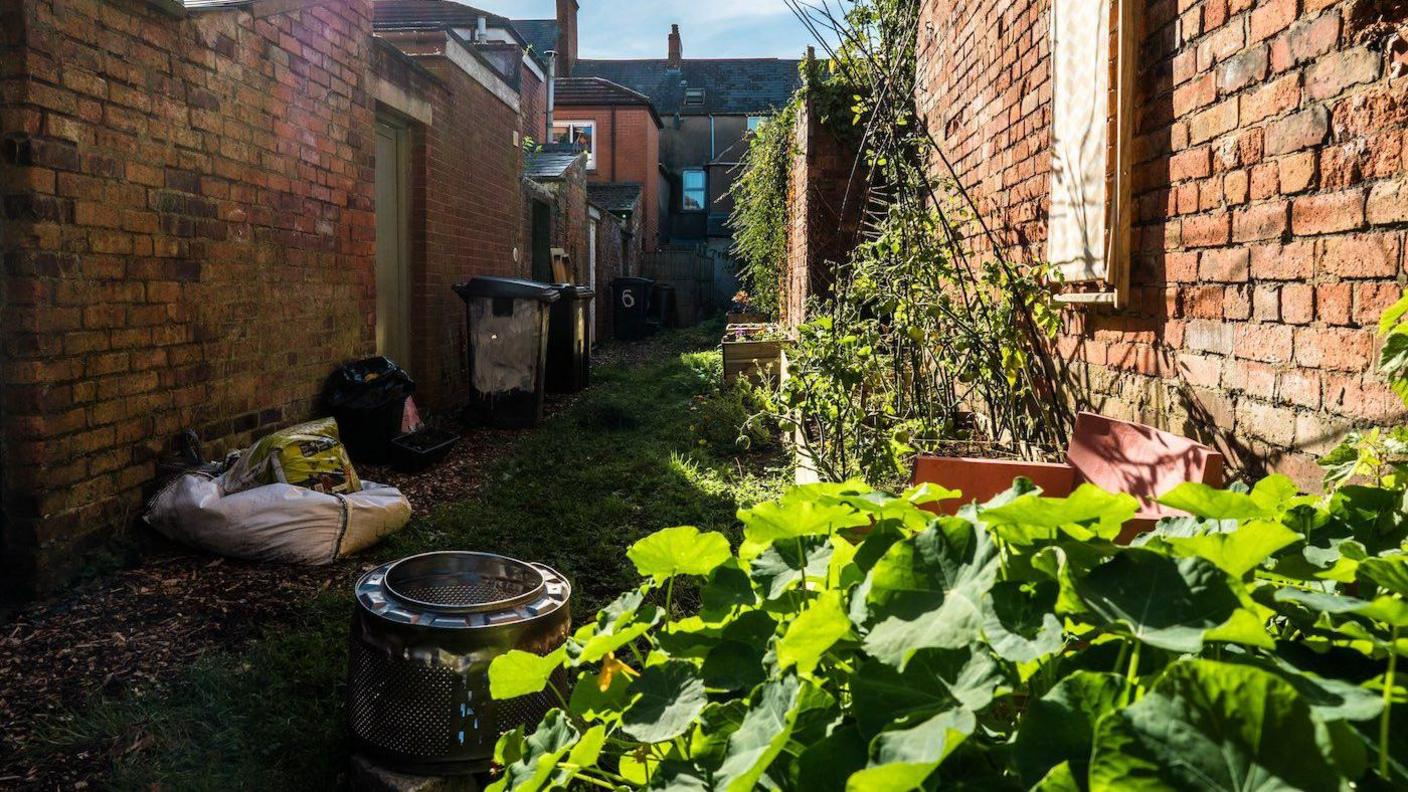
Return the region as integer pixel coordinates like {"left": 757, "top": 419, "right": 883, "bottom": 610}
{"left": 628, "top": 526, "right": 732, "bottom": 582}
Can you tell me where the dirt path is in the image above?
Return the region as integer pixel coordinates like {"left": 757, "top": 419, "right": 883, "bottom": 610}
{"left": 0, "top": 341, "right": 656, "bottom": 790}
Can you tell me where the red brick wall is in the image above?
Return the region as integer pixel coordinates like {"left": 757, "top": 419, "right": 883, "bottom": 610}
{"left": 553, "top": 103, "right": 661, "bottom": 252}
{"left": 520, "top": 66, "right": 548, "bottom": 144}
{"left": 0, "top": 0, "right": 378, "bottom": 596}
{"left": 917, "top": 0, "right": 1408, "bottom": 485}
{"left": 783, "top": 94, "right": 862, "bottom": 327}
{"left": 374, "top": 35, "right": 528, "bottom": 408}
{"left": 590, "top": 204, "right": 630, "bottom": 341}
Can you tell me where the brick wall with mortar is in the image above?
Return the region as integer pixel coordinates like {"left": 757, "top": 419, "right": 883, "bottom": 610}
{"left": 0, "top": 0, "right": 378, "bottom": 597}
{"left": 521, "top": 65, "right": 548, "bottom": 144}
{"left": 372, "top": 34, "right": 528, "bottom": 409}
{"left": 917, "top": 0, "right": 1408, "bottom": 485}
{"left": 589, "top": 200, "right": 632, "bottom": 342}
{"left": 782, "top": 93, "right": 863, "bottom": 328}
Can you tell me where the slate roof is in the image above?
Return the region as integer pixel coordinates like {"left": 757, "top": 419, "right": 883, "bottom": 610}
{"left": 572, "top": 58, "right": 803, "bottom": 116}
{"left": 373, "top": 0, "right": 510, "bottom": 30}
{"left": 511, "top": 19, "right": 559, "bottom": 58}
{"left": 525, "top": 144, "right": 584, "bottom": 180}
{"left": 554, "top": 77, "right": 664, "bottom": 127}
{"left": 587, "top": 183, "right": 643, "bottom": 213}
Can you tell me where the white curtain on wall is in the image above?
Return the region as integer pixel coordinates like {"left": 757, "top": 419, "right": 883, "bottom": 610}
{"left": 1049, "top": 0, "right": 1112, "bottom": 283}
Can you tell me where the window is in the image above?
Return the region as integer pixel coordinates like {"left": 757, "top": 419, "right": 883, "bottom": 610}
{"left": 684, "top": 88, "right": 706, "bottom": 108}
{"left": 1048, "top": 0, "right": 1135, "bottom": 308}
{"left": 682, "top": 169, "right": 706, "bottom": 212}
{"left": 747, "top": 115, "right": 766, "bottom": 134}
{"left": 552, "top": 121, "right": 596, "bottom": 170}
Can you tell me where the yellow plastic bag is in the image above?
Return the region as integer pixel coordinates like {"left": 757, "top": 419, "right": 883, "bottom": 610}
{"left": 222, "top": 419, "right": 362, "bottom": 495}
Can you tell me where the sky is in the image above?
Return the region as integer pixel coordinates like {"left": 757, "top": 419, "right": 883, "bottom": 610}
{"left": 465, "top": 0, "right": 822, "bottom": 59}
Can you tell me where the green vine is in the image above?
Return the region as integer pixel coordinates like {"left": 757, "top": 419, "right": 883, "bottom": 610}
{"left": 727, "top": 97, "right": 799, "bottom": 318}
{"left": 738, "top": 0, "right": 1069, "bottom": 485}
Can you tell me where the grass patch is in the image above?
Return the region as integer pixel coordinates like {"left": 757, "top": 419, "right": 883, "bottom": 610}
{"left": 30, "top": 324, "right": 791, "bottom": 788}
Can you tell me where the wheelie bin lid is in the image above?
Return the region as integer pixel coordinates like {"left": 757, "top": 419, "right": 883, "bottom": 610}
{"left": 453, "top": 277, "right": 561, "bottom": 303}
{"left": 613, "top": 276, "right": 655, "bottom": 288}
{"left": 553, "top": 284, "right": 596, "bottom": 300}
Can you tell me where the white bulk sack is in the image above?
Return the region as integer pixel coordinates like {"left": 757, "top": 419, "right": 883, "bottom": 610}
{"left": 145, "top": 473, "right": 412, "bottom": 565}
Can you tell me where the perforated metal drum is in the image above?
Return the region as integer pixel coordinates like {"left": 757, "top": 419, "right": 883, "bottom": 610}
{"left": 348, "top": 552, "right": 571, "bottom": 774}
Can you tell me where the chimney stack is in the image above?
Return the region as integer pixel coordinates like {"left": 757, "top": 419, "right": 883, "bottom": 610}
{"left": 668, "top": 24, "right": 682, "bottom": 68}
{"left": 556, "top": 0, "right": 578, "bottom": 76}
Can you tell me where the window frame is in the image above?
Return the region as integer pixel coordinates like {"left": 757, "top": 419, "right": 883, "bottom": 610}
{"left": 1048, "top": 0, "right": 1136, "bottom": 310}
{"left": 551, "top": 120, "right": 598, "bottom": 171}
{"left": 681, "top": 168, "right": 707, "bottom": 213}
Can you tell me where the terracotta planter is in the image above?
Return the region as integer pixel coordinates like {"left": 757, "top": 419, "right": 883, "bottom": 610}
{"left": 723, "top": 339, "right": 782, "bottom": 385}
{"left": 912, "top": 454, "right": 1075, "bottom": 516}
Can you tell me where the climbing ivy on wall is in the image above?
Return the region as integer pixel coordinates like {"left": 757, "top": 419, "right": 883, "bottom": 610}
{"left": 727, "top": 99, "right": 800, "bottom": 318}
{"left": 734, "top": 0, "right": 1070, "bottom": 485}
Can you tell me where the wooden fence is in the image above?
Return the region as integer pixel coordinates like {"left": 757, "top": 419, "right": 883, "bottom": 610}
{"left": 639, "top": 245, "right": 728, "bottom": 327}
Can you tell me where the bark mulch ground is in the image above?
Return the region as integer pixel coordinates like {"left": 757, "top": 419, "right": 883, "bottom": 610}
{"left": 0, "top": 342, "right": 649, "bottom": 790}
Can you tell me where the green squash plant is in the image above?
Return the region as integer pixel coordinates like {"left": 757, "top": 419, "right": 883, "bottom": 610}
{"left": 484, "top": 296, "right": 1408, "bottom": 790}
{"left": 486, "top": 473, "right": 1407, "bottom": 790}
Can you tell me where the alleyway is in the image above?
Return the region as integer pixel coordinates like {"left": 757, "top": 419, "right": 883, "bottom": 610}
{"left": 0, "top": 326, "right": 790, "bottom": 790}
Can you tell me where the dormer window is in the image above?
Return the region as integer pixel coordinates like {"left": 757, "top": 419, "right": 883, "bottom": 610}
{"left": 684, "top": 88, "right": 706, "bottom": 108}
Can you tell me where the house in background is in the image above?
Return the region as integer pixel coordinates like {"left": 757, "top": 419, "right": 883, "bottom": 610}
{"left": 574, "top": 25, "right": 802, "bottom": 253}
{"left": 551, "top": 76, "right": 663, "bottom": 252}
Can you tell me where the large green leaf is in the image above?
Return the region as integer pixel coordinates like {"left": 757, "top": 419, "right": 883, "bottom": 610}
{"left": 1158, "top": 483, "right": 1274, "bottom": 521}
{"left": 487, "top": 710, "right": 579, "bottom": 792}
{"left": 778, "top": 589, "right": 852, "bottom": 674}
{"left": 568, "top": 667, "right": 631, "bottom": 722}
{"left": 845, "top": 708, "right": 975, "bottom": 792}
{"left": 620, "top": 660, "right": 708, "bottom": 744}
{"left": 571, "top": 590, "right": 662, "bottom": 664}
{"left": 715, "top": 675, "right": 805, "bottom": 792}
{"left": 1013, "top": 671, "right": 1124, "bottom": 786}
{"left": 861, "top": 520, "right": 999, "bottom": 668}
{"left": 701, "top": 610, "right": 777, "bottom": 691}
{"left": 980, "top": 484, "right": 1138, "bottom": 544}
{"left": 489, "top": 647, "right": 567, "bottom": 700}
{"left": 1359, "top": 555, "right": 1408, "bottom": 597}
{"left": 1089, "top": 659, "right": 1344, "bottom": 791}
{"left": 628, "top": 526, "right": 732, "bottom": 582}
{"left": 982, "top": 580, "right": 1065, "bottom": 663}
{"left": 1162, "top": 519, "right": 1301, "bottom": 577}
{"left": 1066, "top": 549, "right": 1242, "bottom": 653}
{"left": 850, "top": 648, "right": 1002, "bottom": 739}
{"left": 1220, "top": 652, "right": 1383, "bottom": 723}
{"left": 750, "top": 535, "right": 833, "bottom": 599}
{"left": 739, "top": 496, "right": 870, "bottom": 545}
{"left": 796, "top": 724, "right": 868, "bottom": 792}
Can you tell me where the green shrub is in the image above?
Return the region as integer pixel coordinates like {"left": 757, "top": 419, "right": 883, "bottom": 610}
{"left": 487, "top": 476, "right": 1407, "bottom": 790}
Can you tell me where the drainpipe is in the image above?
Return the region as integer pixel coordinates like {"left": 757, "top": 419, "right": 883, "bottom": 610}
{"left": 709, "top": 115, "right": 715, "bottom": 161}
{"left": 546, "top": 50, "right": 557, "bottom": 138}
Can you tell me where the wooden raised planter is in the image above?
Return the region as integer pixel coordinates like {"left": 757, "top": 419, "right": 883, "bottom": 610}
{"left": 727, "top": 311, "right": 768, "bottom": 325}
{"left": 723, "top": 338, "right": 783, "bottom": 385}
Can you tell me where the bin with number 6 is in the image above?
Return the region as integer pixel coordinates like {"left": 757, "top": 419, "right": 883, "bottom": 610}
{"left": 610, "top": 276, "right": 654, "bottom": 341}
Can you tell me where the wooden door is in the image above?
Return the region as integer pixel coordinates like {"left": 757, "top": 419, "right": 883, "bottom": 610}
{"left": 375, "top": 118, "right": 412, "bottom": 371}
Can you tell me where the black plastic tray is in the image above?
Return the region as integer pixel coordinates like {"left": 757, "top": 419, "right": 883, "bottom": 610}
{"left": 388, "top": 428, "right": 460, "bottom": 473}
